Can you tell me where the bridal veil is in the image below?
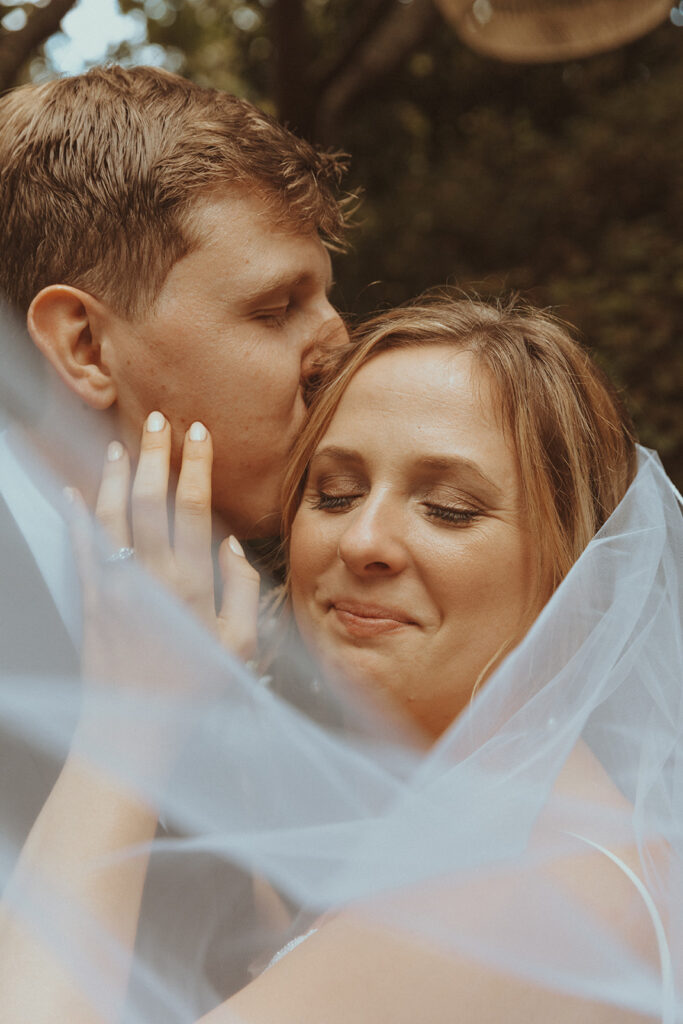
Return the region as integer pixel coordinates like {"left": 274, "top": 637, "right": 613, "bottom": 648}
{"left": 0, "top": 306, "right": 681, "bottom": 1022}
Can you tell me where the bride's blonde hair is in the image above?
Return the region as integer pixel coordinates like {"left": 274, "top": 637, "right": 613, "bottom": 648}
{"left": 282, "top": 293, "right": 636, "bottom": 592}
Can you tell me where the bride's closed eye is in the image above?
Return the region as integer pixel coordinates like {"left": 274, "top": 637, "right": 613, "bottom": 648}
{"left": 422, "top": 503, "right": 482, "bottom": 526}
{"left": 306, "top": 492, "right": 482, "bottom": 526}
{"left": 307, "top": 490, "right": 363, "bottom": 512}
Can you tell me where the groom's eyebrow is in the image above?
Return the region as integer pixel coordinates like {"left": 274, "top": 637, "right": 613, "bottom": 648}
{"left": 241, "top": 268, "right": 334, "bottom": 306}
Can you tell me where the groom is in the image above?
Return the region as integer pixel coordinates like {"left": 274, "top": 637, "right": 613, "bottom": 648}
{"left": 0, "top": 64, "right": 349, "bottom": 1000}
{"left": 0, "top": 64, "right": 348, "bottom": 676}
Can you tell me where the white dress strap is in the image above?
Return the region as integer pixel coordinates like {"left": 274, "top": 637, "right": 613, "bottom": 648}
{"left": 566, "top": 831, "right": 674, "bottom": 1024}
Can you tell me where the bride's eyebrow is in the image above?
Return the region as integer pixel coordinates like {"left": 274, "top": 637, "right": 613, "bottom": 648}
{"left": 309, "top": 445, "right": 363, "bottom": 467}
{"left": 418, "top": 456, "right": 502, "bottom": 500}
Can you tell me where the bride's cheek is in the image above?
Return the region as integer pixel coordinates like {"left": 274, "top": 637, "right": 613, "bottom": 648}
{"left": 291, "top": 513, "right": 334, "bottom": 576}
{"left": 288, "top": 518, "right": 315, "bottom": 600}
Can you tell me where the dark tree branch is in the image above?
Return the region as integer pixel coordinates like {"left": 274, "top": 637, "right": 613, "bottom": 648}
{"left": 311, "top": 0, "right": 396, "bottom": 97}
{"left": 0, "top": 0, "right": 78, "bottom": 92}
{"left": 314, "top": 0, "right": 441, "bottom": 143}
{"left": 271, "top": 0, "right": 314, "bottom": 135}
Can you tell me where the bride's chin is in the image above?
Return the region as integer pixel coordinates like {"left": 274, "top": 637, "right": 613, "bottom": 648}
{"left": 318, "top": 647, "right": 396, "bottom": 696}
{"left": 296, "top": 620, "right": 405, "bottom": 698}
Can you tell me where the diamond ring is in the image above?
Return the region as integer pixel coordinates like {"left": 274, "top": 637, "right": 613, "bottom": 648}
{"left": 104, "top": 546, "right": 135, "bottom": 565}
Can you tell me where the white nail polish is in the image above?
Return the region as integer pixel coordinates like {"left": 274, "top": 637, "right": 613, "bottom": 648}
{"left": 189, "top": 421, "right": 207, "bottom": 442}
{"left": 107, "top": 441, "right": 124, "bottom": 462}
{"left": 147, "top": 411, "right": 165, "bottom": 432}
{"left": 228, "top": 535, "right": 245, "bottom": 557}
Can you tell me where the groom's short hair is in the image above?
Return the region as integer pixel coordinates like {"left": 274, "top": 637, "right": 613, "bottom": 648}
{"left": 0, "top": 65, "right": 348, "bottom": 317}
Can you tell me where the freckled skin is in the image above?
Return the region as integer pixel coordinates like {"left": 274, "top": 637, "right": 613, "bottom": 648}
{"left": 289, "top": 346, "right": 540, "bottom": 738}
{"left": 101, "top": 190, "right": 345, "bottom": 536}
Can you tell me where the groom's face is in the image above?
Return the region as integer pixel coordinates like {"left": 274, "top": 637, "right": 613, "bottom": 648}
{"left": 104, "top": 189, "right": 345, "bottom": 537}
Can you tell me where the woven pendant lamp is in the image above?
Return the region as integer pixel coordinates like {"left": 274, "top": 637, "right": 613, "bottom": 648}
{"left": 435, "top": 0, "right": 673, "bottom": 62}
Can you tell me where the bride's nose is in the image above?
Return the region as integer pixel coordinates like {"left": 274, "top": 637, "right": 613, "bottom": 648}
{"left": 337, "top": 495, "right": 409, "bottom": 577}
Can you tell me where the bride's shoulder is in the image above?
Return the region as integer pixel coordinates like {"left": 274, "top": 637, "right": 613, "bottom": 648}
{"left": 199, "top": 745, "right": 664, "bottom": 1024}
{"left": 202, "top": 908, "right": 650, "bottom": 1024}
{"left": 200, "top": 745, "right": 662, "bottom": 1024}
{"left": 547, "top": 741, "right": 667, "bottom": 957}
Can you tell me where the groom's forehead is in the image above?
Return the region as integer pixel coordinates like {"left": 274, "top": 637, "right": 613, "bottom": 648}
{"left": 184, "top": 185, "right": 287, "bottom": 240}
{"left": 173, "top": 188, "right": 330, "bottom": 294}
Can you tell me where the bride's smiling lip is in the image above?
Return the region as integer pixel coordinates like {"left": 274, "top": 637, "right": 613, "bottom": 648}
{"left": 328, "top": 599, "right": 417, "bottom": 637}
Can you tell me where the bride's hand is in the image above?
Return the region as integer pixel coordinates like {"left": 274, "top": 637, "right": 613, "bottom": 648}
{"left": 85, "top": 411, "right": 261, "bottom": 662}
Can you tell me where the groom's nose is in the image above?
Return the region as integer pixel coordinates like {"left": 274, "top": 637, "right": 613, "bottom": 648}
{"left": 300, "top": 309, "right": 348, "bottom": 387}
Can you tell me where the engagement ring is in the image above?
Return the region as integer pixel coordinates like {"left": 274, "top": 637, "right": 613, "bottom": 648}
{"left": 105, "top": 547, "right": 135, "bottom": 565}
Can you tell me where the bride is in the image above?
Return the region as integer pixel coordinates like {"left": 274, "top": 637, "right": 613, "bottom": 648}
{"left": 1, "top": 294, "right": 680, "bottom": 1023}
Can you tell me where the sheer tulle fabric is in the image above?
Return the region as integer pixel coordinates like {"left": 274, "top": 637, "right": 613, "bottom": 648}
{"left": 0, "top": 310, "right": 681, "bottom": 1022}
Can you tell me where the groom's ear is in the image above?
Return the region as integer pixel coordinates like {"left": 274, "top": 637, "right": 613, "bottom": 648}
{"left": 27, "top": 285, "right": 118, "bottom": 410}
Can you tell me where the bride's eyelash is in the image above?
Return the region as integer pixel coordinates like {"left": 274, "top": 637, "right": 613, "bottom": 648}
{"left": 308, "top": 493, "right": 480, "bottom": 524}
{"left": 308, "top": 491, "right": 359, "bottom": 511}
{"left": 424, "top": 504, "right": 481, "bottom": 525}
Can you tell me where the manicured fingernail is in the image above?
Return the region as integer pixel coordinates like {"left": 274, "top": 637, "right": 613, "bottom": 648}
{"left": 107, "top": 441, "right": 124, "bottom": 462}
{"left": 146, "top": 411, "right": 165, "bottom": 433}
{"left": 189, "top": 421, "right": 207, "bottom": 442}
{"left": 63, "top": 486, "right": 85, "bottom": 513}
{"left": 228, "top": 535, "right": 245, "bottom": 557}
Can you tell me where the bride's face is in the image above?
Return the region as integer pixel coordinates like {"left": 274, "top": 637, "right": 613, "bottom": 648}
{"left": 289, "top": 345, "right": 540, "bottom": 737}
